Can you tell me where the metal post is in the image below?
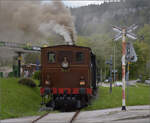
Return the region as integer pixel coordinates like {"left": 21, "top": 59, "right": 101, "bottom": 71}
{"left": 122, "top": 28, "right": 126, "bottom": 110}
{"left": 15, "top": 51, "right": 24, "bottom": 77}
{"left": 101, "top": 69, "right": 103, "bottom": 82}
{"left": 126, "top": 62, "right": 130, "bottom": 101}
{"left": 114, "top": 42, "right": 116, "bottom": 82}
{"left": 18, "top": 53, "right": 21, "bottom": 77}
{"left": 104, "top": 58, "right": 106, "bottom": 80}
{"left": 110, "top": 55, "right": 112, "bottom": 94}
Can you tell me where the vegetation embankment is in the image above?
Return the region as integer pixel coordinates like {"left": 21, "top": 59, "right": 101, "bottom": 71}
{"left": 0, "top": 78, "right": 150, "bottom": 119}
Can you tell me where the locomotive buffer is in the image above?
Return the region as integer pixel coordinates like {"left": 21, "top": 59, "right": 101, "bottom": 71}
{"left": 112, "top": 24, "right": 137, "bottom": 110}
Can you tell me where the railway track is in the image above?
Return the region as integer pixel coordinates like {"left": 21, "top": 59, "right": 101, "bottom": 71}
{"left": 31, "top": 109, "right": 81, "bottom": 123}
{"left": 31, "top": 111, "right": 50, "bottom": 123}
{"left": 70, "top": 110, "right": 81, "bottom": 123}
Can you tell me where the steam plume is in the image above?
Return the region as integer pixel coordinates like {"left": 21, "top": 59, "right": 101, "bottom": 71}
{"left": 0, "top": 0, "right": 76, "bottom": 45}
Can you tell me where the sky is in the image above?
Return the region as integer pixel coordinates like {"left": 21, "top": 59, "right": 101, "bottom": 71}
{"left": 43, "top": 0, "right": 121, "bottom": 8}
{"left": 63, "top": 1, "right": 104, "bottom": 8}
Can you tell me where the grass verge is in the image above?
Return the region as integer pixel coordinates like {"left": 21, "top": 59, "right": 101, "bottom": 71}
{"left": 0, "top": 78, "right": 48, "bottom": 119}
{"left": 0, "top": 78, "right": 150, "bottom": 119}
{"left": 84, "top": 84, "right": 150, "bottom": 110}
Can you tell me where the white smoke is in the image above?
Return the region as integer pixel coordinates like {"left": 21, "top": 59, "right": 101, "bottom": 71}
{"left": 39, "top": 21, "right": 73, "bottom": 45}
{"left": 0, "top": 0, "right": 76, "bottom": 45}
{"left": 0, "top": 0, "right": 76, "bottom": 64}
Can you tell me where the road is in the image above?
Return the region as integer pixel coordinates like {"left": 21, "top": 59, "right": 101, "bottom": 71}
{"left": 99, "top": 80, "right": 138, "bottom": 87}
{"left": 1, "top": 105, "right": 150, "bottom": 123}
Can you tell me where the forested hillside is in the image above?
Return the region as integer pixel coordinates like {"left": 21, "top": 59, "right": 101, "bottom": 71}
{"left": 71, "top": 0, "right": 150, "bottom": 35}
{"left": 71, "top": 0, "right": 150, "bottom": 80}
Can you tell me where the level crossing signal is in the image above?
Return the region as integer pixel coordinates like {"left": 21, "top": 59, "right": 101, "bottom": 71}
{"left": 112, "top": 24, "right": 138, "bottom": 111}
{"left": 112, "top": 24, "right": 138, "bottom": 63}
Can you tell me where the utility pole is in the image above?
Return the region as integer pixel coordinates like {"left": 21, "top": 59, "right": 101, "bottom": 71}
{"left": 112, "top": 24, "right": 137, "bottom": 111}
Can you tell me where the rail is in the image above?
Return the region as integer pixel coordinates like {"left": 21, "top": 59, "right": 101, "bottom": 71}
{"left": 70, "top": 110, "right": 81, "bottom": 123}
{"left": 31, "top": 111, "right": 50, "bottom": 123}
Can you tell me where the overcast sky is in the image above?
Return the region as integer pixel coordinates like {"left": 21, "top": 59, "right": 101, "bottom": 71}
{"left": 64, "top": 1, "right": 104, "bottom": 8}
{"left": 43, "top": 0, "right": 121, "bottom": 8}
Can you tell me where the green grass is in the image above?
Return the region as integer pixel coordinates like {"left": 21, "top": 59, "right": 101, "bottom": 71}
{"left": 0, "top": 78, "right": 47, "bottom": 119}
{"left": 85, "top": 84, "right": 150, "bottom": 110}
{"left": 0, "top": 78, "right": 150, "bottom": 119}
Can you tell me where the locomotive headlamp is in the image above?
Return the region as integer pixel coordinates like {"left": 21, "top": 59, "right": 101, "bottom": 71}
{"left": 61, "top": 57, "right": 69, "bottom": 68}
{"left": 80, "top": 76, "right": 85, "bottom": 86}
{"left": 80, "top": 81, "right": 85, "bottom": 85}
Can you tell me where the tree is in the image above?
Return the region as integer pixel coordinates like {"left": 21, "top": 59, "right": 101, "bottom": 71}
{"left": 24, "top": 53, "right": 40, "bottom": 64}
{"left": 138, "top": 24, "right": 150, "bottom": 45}
{"left": 130, "top": 41, "right": 150, "bottom": 80}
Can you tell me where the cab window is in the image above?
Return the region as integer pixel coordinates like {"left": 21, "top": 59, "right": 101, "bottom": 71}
{"left": 48, "top": 52, "right": 56, "bottom": 63}
{"left": 58, "top": 51, "right": 73, "bottom": 63}
{"left": 76, "top": 52, "right": 84, "bottom": 63}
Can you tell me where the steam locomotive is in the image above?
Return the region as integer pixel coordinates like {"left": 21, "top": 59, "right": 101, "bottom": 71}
{"left": 40, "top": 45, "right": 97, "bottom": 111}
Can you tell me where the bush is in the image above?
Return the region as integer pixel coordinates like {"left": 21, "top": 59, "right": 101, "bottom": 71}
{"left": 32, "top": 71, "right": 40, "bottom": 80}
{"left": 8, "top": 72, "right": 14, "bottom": 77}
{"left": 141, "top": 74, "right": 149, "bottom": 83}
{"left": 18, "top": 78, "right": 36, "bottom": 88}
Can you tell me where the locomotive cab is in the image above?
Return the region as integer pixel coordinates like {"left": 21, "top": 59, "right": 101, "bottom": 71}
{"left": 40, "top": 45, "right": 97, "bottom": 111}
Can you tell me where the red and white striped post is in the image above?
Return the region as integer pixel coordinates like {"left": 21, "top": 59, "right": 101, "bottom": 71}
{"left": 122, "top": 28, "right": 126, "bottom": 110}
{"left": 112, "top": 24, "right": 137, "bottom": 111}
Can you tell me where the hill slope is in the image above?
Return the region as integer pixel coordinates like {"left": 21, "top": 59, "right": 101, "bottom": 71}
{"left": 71, "top": 0, "right": 150, "bottom": 36}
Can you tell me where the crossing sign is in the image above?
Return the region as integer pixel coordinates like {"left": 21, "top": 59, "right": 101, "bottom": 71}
{"left": 113, "top": 33, "right": 122, "bottom": 41}
{"left": 127, "top": 24, "right": 138, "bottom": 33}
{"left": 112, "top": 26, "right": 122, "bottom": 33}
{"left": 126, "top": 33, "right": 137, "bottom": 40}
{"left": 112, "top": 24, "right": 137, "bottom": 41}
